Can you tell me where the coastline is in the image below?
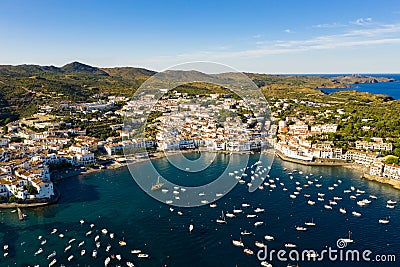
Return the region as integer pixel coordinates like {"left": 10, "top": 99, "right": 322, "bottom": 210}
{"left": 362, "top": 173, "right": 400, "bottom": 190}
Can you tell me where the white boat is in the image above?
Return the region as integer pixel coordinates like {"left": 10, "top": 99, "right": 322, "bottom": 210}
{"left": 116, "top": 254, "right": 122, "bottom": 260}
{"left": 378, "top": 218, "right": 390, "bottom": 224}
{"left": 226, "top": 212, "right": 235, "bottom": 218}
{"left": 243, "top": 248, "right": 254, "bottom": 255}
{"left": 339, "top": 208, "right": 347, "bottom": 214}
{"left": 254, "top": 208, "right": 265, "bottom": 213}
{"left": 247, "top": 214, "right": 257, "bottom": 218}
{"left": 131, "top": 249, "right": 142, "bottom": 254}
{"left": 41, "top": 239, "right": 47, "bottom": 245}
{"left": 356, "top": 189, "right": 365, "bottom": 194}
{"left": 340, "top": 231, "right": 354, "bottom": 243}
{"left": 216, "top": 211, "right": 227, "bottom": 224}
{"left": 307, "top": 200, "right": 315, "bottom": 205}
{"left": 386, "top": 204, "right": 395, "bottom": 209}
{"left": 305, "top": 219, "right": 316, "bottom": 226}
{"left": 350, "top": 195, "right": 356, "bottom": 199}
{"left": 295, "top": 226, "right": 307, "bottom": 231}
{"left": 151, "top": 176, "right": 164, "bottom": 191}
{"left": 101, "top": 229, "right": 108, "bottom": 235}
{"left": 242, "top": 203, "right": 250, "bottom": 208}
{"left": 343, "top": 190, "right": 351, "bottom": 193}
{"left": 233, "top": 208, "right": 243, "bottom": 214}
{"left": 94, "top": 235, "right": 100, "bottom": 242}
{"left": 329, "top": 200, "right": 338, "bottom": 205}
{"left": 166, "top": 200, "right": 173, "bottom": 204}
{"left": 68, "top": 255, "right": 74, "bottom": 261}
{"left": 64, "top": 245, "right": 72, "bottom": 252}
{"left": 104, "top": 256, "right": 110, "bottom": 266}
{"left": 369, "top": 195, "right": 378, "bottom": 199}
{"left": 352, "top": 211, "right": 362, "bottom": 217}
{"left": 110, "top": 233, "right": 114, "bottom": 239}
{"left": 333, "top": 196, "right": 342, "bottom": 200}
{"left": 127, "top": 262, "right": 135, "bottom": 267}
{"left": 198, "top": 192, "right": 205, "bottom": 196}
{"left": 318, "top": 193, "right": 325, "bottom": 197}
{"left": 200, "top": 200, "right": 209, "bottom": 204}
{"left": 255, "top": 241, "right": 265, "bottom": 248}
{"left": 177, "top": 211, "right": 183, "bottom": 215}
{"left": 264, "top": 235, "right": 274, "bottom": 241}
{"left": 81, "top": 249, "right": 86, "bottom": 256}
{"left": 96, "top": 242, "right": 101, "bottom": 248}
{"left": 69, "top": 238, "right": 76, "bottom": 244}
{"left": 328, "top": 187, "right": 334, "bottom": 190}
{"left": 49, "top": 258, "right": 57, "bottom": 267}
{"left": 304, "top": 194, "right": 311, "bottom": 198}
{"left": 289, "top": 194, "right": 296, "bottom": 199}
{"left": 3, "top": 252, "right": 8, "bottom": 258}
{"left": 161, "top": 189, "right": 169, "bottom": 193}
{"left": 350, "top": 186, "right": 355, "bottom": 191}
{"left": 189, "top": 224, "right": 194, "bottom": 232}
{"left": 106, "top": 244, "right": 111, "bottom": 252}
{"left": 138, "top": 253, "right": 149, "bottom": 258}
{"left": 285, "top": 243, "right": 296, "bottom": 248}
{"left": 86, "top": 231, "right": 92, "bottom": 236}
{"left": 232, "top": 239, "right": 244, "bottom": 247}
{"left": 59, "top": 234, "right": 64, "bottom": 238}
{"left": 241, "top": 230, "right": 252, "bottom": 236}
{"left": 387, "top": 200, "right": 397, "bottom": 204}
{"left": 260, "top": 261, "right": 273, "bottom": 267}
{"left": 209, "top": 203, "right": 217, "bottom": 208}
{"left": 79, "top": 219, "right": 84, "bottom": 224}
{"left": 47, "top": 251, "right": 56, "bottom": 259}
{"left": 324, "top": 205, "right": 333, "bottom": 210}
{"left": 92, "top": 249, "right": 97, "bottom": 258}
{"left": 315, "top": 184, "right": 322, "bottom": 187}
{"left": 254, "top": 221, "right": 264, "bottom": 227}
{"left": 318, "top": 198, "right": 324, "bottom": 202}
{"left": 34, "top": 248, "right": 43, "bottom": 256}
{"left": 50, "top": 229, "right": 57, "bottom": 234}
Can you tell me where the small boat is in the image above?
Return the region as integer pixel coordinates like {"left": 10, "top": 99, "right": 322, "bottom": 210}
{"left": 328, "top": 187, "right": 334, "bottom": 190}
{"left": 34, "top": 248, "right": 43, "bottom": 256}
{"left": 209, "top": 203, "right": 217, "bottom": 208}
{"left": 3, "top": 252, "right": 8, "bottom": 258}
{"left": 92, "top": 249, "right": 97, "bottom": 258}
{"left": 254, "top": 221, "right": 264, "bottom": 227}
{"left": 247, "top": 214, "right": 257, "bottom": 218}
{"left": 94, "top": 235, "right": 100, "bottom": 242}
{"left": 69, "top": 238, "right": 76, "bottom": 244}
{"left": 264, "top": 235, "right": 274, "bottom": 241}
{"left": 68, "top": 255, "right": 74, "bottom": 261}
{"left": 166, "top": 200, "right": 173, "bottom": 204}
{"left": 318, "top": 193, "right": 325, "bottom": 197}
{"left": 50, "top": 229, "right": 57, "bottom": 234}
{"left": 96, "top": 242, "right": 101, "bottom": 248}
{"left": 41, "top": 239, "right": 47, "bottom": 245}
{"left": 350, "top": 195, "right": 357, "bottom": 200}
{"left": 340, "top": 231, "right": 354, "bottom": 243}
{"left": 86, "top": 231, "right": 92, "bottom": 236}
{"left": 216, "top": 211, "right": 227, "bottom": 224}
{"left": 127, "top": 262, "right": 135, "bottom": 267}
{"left": 47, "top": 251, "right": 56, "bottom": 259}
{"left": 307, "top": 200, "right": 315, "bottom": 205}
{"left": 324, "top": 205, "right": 333, "bottom": 210}
{"left": 38, "top": 236, "right": 42, "bottom": 240}
{"left": 242, "top": 203, "right": 250, "bottom": 208}
{"left": 295, "top": 226, "right": 307, "bottom": 231}
{"left": 318, "top": 198, "right": 324, "bottom": 202}
{"left": 260, "top": 261, "right": 273, "bottom": 267}
{"left": 64, "top": 245, "right": 72, "bottom": 252}
{"left": 352, "top": 211, "right": 362, "bottom": 217}
{"left": 216, "top": 193, "right": 224, "bottom": 197}
{"left": 200, "top": 200, "right": 209, "bottom": 204}
{"left": 49, "top": 258, "right": 57, "bottom": 267}
{"left": 243, "top": 248, "right": 254, "bottom": 255}
{"left": 289, "top": 194, "right": 296, "bottom": 199}
{"left": 232, "top": 239, "right": 244, "bottom": 247}
{"left": 177, "top": 211, "right": 183, "bottom": 216}
{"left": 387, "top": 200, "right": 397, "bottom": 204}
{"left": 254, "top": 208, "right": 265, "bottom": 213}
{"left": 369, "top": 195, "right": 378, "bottom": 199}
{"left": 241, "top": 230, "right": 252, "bottom": 236}
{"left": 161, "top": 189, "right": 169, "bottom": 193}
{"left": 386, "top": 204, "right": 395, "bottom": 209}
{"left": 255, "top": 241, "right": 265, "bottom": 248}
{"left": 343, "top": 190, "right": 351, "bottom": 193}
{"left": 104, "top": 256, "right": 111, "bottom": 266}
{"left": 305, "top": 219, "right": 316, "bottom": 226}
{"left": 101, "top": 229, "right": 108, "bottom": 235}
{"left": 350, "top": 186, "right": 355, "bottom": 191}
{"left": 80, "top": 219, "right": 84, "bottom": 224}
{"left": 189, "top": 224, "right": 194, "bottom": 232}
{"left": 78, "top": 241, "right": 85, "bottom": 247}
{"left": 378, "top": 218, "right": 390, "bottom": 224}
{"left": 110, "top": 233, "right": 115, "bottom": 239}
{"left": 58, "top": 233, "right": 64, "bottom": 238}
{"left": 119, "top": 240, "right": 127, "bottom": 246}
{"left": 151, "top": 176, "right": 164, "bottom": 191}
{"left": 334, "top": 196, "right": 342, "bottom": 200}
{"left": 90, "top": 223, "right": 95, "bottom": 228}
{"left": 106, "top": 244, "right": 111, "bottom": 252}
{"left": 198, "top": 192, "right": 205, "bottom": 196}
{"left": 138, "top": 253, "right": 149, "bottom": 258}
{"left": 81, "top": 249, "right": 86, "bottom": 256}
{"left": 131, "top": 249, "right": 142, "bottom": 254}
{"left": 329, "top": 200, "right": 338, "bottom": 205}
{"left": 339, "top": 208, "right": 347, "bottom": 214}
{"left": 116, "top": 254, "right": 122, "bottom": 260}
{"left": 285, "top": 243, "right": 296, "bottom": 248}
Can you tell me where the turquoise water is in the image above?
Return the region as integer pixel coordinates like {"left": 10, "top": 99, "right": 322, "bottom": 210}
{"left": 0, "top": 153, "right": 399, "bottom": 266}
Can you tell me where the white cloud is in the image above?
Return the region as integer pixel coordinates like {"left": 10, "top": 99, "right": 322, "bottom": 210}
{"left": 284, "top": 29, "right": 291, "bottom": 33}
{"left": 253, "top": 34, "right": 262, "bottom": 38}
{"left": 312, "top": 22, "right": 346, "bottom": 28}
{"left": 351, "top": 17, "right": 373, "bottom": 26}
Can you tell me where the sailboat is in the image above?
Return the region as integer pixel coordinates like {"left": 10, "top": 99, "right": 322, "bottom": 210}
{"left": 340, "top": 231, "right": 354, "bottom": 243}
{"left": 232, "top": 238, "right": 244, "bottom": 247}
{"left": 216, "top": 211, "right": 227, "bottom": 224}
{"left": 305, "top": 218, "right": 316, "bottom": 226}
{"left": 151, "top": 176, "right": 164, "bottom": 191}
{"left": 189, "top": 224, "right": 194, "bottom": 232}
{"left": 378, "top": 217, "right": 390, "bottom": 224}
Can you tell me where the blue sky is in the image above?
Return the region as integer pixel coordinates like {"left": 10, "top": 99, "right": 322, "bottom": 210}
{"left": 0, "top": 0, "right": 400, "bottom": 73}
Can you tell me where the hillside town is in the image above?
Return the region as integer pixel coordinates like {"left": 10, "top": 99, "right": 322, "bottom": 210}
{"left": 1, "top": 91, "right": 399, "bottom": 203}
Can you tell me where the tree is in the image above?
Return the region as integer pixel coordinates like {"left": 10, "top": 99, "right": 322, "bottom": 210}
{"left": 2, "top": 126, "right": 7, "bottom": 134}
{"left": 26, "top": 184, "right": 38, "bottom": 195}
